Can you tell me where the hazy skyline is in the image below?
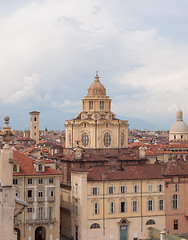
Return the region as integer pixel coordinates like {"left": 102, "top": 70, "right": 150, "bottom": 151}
{"left": 1, "top": 0, "right": 188, "bottom": 130}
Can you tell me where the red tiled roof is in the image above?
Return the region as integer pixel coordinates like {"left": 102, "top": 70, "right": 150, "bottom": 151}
{"left": 162, "top": 161, "right": 188, "bottom": 176}
{"left": 13, "top": 150, "right": 61, "bottom": 176}
{"left": 87, "top": 164, "right": 163, "bottom": 181}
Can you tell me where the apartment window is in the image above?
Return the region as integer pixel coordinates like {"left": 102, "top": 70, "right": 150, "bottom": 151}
{"left": 49, "top": 189, "right": 54, "bottom": 197}
{"left": 38, "top": 190, "right": 43, "bottom": 198}
{"left": 104, "top": 132, "right": 111, "bottom": 147}
{"left": 49, "top": 178, "right": 54, "bottom": 184}
{"left": 100, "top": 101, "right": 104, "bottom": 110}
{"left": 148, "top": 184, "right": 153, "bottom": 192}
{"left": 147, "top": 200, "right": 154, "bottom": 211}
{"left": 13, "top": 179, "right": 18, "bottom": 185}
{"left": 89, "top": 101, "right": 93, "bottom": 110}
{"left": 28, "top": 208, "right": 33, "bottom": 213}
{"left": 120, "top": 201, "right": 127, "bottom": 213}
{"left": 173, "top": 177, "right": 179, "bottom": 183}
{"left": 49, "top": 207, "right": 53, "bottom": 220}
{"left": 109, "top": 202, "right": 115, "bottom": 213}
{"left": 174, "top": 135, "right": 176, "bottom": 140}
{"left": 27, "top": 190, "right": 32, "bottom": 198}
{"left": 108, "top": 186, "right": 115, "bottom": 194}
{"left": 158, "top": 184, "right": 163, "bottom": 192}
{"left": 121, "top": 132, "right": 124, "bottom": 147}
{"left": 171, "top": 194, "right": 180, "bottom": 209}
{"left": 92, "top": 187, "right": 99, "bottom": 195}
{"left": 174, "top": 184, "right": 179, "bottom": 192}
{"left": 15, "top": 191, "right": 19, "bottom": 197}
{"left": 174, "top": 220, "right": 178, "bottom": 230}
{"left": 158, "top": 199, "right": 164, "bottom": 210}
{"left": 81, "top": 132, "right": 89, "bottom": 147}
{"left": 132, "top": 200, "right": 139, "bottom": 212}
{"left": 120, "top": 185, "right": 127, "bottom": 194}
{"left": 38, "top": 178, "right": 43, "bottom": 184}
{"left": 38, "top": 207, "right": 43, "bottom": 220}
{"left": 93, "top": 202, "right": 99, "bottom": 214}
{"left": 133, "top": 185, "right": 139, "bottom": 193}
{"left": 28, "top": 178, "right": 32, "bottom": 184}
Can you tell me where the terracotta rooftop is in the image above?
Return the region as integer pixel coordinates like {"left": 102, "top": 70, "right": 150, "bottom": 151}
{"left": 13, "top": 150, "right": 60, "bottom": 176}
{"left": 162, "top": 160, "right": 188, "bottom": 176}
{"left": 86, "top": 164, "right": 163, "bottom": 181}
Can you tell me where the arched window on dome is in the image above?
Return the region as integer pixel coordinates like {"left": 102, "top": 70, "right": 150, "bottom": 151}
{"left": 100, "top": 101, "right": 104, "bottom": 110}
{"left": 90, "top": 223, "right": 100, "bottom": 229}
{"left": 104, "top": 132, "right": 111, "bottom": 147}
{"left": 121, "top": 132, "right": 124, "bottom": 147}
{"left": 82, "top": 132, "right": 89, "bottom": 147}
{"left": 89, "top": 101, "right": 93, "bottom": 110}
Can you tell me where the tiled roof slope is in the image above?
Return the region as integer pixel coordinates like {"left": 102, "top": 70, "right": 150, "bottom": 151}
{"left": 162, "top": 160, "right": 188, "bottom": 176}
{"left": 87, "top": 164, "right": 163, "bottom": 181}
{"left": 13, "top": 150, "right": 60, "bottom": 176}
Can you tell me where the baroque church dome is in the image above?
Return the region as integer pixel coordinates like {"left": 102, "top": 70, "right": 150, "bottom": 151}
{"left": 170, "top": 109, "right": 188, "bottom": 132}
{"left": 169, "top": 109, "right": 188, "bottom": 141}
{"left": 87, "top": 74, "right": 106, "bottom": 97}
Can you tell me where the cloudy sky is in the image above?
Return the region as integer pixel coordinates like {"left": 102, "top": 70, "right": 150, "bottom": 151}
{"left": 0, "top": 0, "right": 188, "bottom": 130}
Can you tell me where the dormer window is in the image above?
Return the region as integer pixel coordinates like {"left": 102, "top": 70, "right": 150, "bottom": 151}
{"left": 13, "top": 164, "right": 17, "bottom": 172}
{"left": 38, "top": 164, "right": 42, "bottom": 172}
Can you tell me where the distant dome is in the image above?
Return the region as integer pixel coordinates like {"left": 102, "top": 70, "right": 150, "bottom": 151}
{"left": 87, "top": 74, "right": 106, "bottom": 97}
{"left": 170, "top": 121, "right": 188, "bottom": 133}
{"left": 169, "top": 109, "right": 188, "bottom": 141}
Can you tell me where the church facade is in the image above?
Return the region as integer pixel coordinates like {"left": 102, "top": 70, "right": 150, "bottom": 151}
{"left": 65, "top": 74, "right": 129, "bottom": 149}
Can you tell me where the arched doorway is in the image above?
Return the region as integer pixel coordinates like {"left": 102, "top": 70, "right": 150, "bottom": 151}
{"left": 35, "top": 226, "right": 46, "bottom": 240}
{"left": 14, "top": 228, "right": 21, "bottom": 240}
{"left": 119, "top": 218, "right": 129, "bottom": 240}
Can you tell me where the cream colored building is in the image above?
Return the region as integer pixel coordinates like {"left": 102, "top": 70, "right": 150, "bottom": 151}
{"left": 30, "top": 111, "right": 40, "bottom": 144}
{"left": 13, "top": 151, "right": 61, "bottom": 240}
{"left": 169, "top": 109, "right": 188, "bottom": 141}
{"left": 71, "top": 164, "right": 165, "bottom": 240}
{"left": 65, "top": 74, "right": 129, "bottom": 149}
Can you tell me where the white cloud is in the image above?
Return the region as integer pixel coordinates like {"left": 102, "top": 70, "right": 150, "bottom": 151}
{"left": 0, "top": 0, "right": 188, "bottom": 128}
{"left": 4, "top": 73, "right": 41, "bottom": 104}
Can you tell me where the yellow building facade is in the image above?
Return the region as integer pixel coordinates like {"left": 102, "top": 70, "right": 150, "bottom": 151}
{"left": 13, "top": 151, "right": 61, "bottom": 240}
{"left": 71, "top": 165, "right": 165, "bottom": 240}
{"left": 65, "top": 74, "right": 129, "bottom": 149}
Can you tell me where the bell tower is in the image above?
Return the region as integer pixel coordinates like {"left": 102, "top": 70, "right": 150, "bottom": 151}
{"left": 29, "top": 111, "right": 40, "bottom": 144}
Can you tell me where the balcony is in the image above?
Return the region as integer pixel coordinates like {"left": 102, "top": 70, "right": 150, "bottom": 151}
{"left": 37, "top": 197, "right": 45, "bottom": 203}
{"left": 26, "top": 218, "right": 56, "bottom": 225}
{"left": 48, "top": 196, "right": 55, "bottom": 202}
{"left": 26, "top": 197, "right": 34, "bottom": 203}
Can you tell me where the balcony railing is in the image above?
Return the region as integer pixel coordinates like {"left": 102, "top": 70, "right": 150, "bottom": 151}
{"left": 48, "top": 196, "right": 55, "bottom": 202}
{"left": 26, "top": 218, "right": 56, "bottom": 224}
{"left": 26, "top": 197, "right": 34, "bottom": 203}
{"left": 37, "top": 197, "right": 45, "bottom": 202}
